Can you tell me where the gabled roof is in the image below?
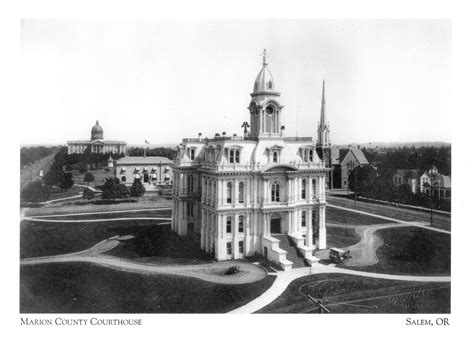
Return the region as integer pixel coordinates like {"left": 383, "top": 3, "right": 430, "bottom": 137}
{"left": 350, "top": 148, "right": 369, "bottom": 165}
{"left": 394, "top": 169, "right": 419, "bottom": 179}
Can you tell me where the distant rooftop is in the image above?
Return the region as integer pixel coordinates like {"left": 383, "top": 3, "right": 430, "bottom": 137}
{"left": 116, "top": 156, "right": 173, "bottom": 165}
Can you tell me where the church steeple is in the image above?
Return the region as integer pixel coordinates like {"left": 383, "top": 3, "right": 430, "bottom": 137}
{"left": 317, "top": 80, "right": 330, "bottom": 147}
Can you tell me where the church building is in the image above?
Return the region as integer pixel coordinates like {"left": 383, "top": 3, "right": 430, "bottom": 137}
{"left": 67, "top": 121, "right": 127, "bottom": 155}
{"left": 171, "top": 51, "right": 328, "bottom": 270}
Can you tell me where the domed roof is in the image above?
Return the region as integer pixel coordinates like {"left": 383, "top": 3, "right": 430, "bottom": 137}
{"left": 253, "top": 66, "right": 275, "bottom": 93}
{"left": 251, "top": 49, "right": 279, "bottom": 97}
{"left": 91, "top": 120, "right": 103, "bottom": 134}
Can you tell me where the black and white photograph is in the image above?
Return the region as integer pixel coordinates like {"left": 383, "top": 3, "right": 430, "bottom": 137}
{"left": 5, "top": 1, "right": 472, "bottom": 338}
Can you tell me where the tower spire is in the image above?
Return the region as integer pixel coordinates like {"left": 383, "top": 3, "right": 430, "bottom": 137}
{"left": 320, "top": 80, "right": 326, "bottom": 125}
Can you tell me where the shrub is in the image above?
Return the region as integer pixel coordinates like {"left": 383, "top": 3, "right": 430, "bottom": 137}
{"left": 224, "top": 265, "right": 241, "bottom": 275}
{"left": 82, "top": 188, "right": 95, "bottom": 200}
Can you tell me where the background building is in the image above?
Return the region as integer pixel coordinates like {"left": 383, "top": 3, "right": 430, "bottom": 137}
{"left": 393, "top": 169, "right": 420, "bottom": 193}
{"left": 420, "top": 166, "right": 451, "bottom": 200}
{"left": 172, "top": 51, "right": 328, "bottom": 270}
{"left": 315, "top": 85, "right": 370, "bottom": 189}
{"left": 115, "top": 156, "right": 172, "bottom": 191}
{"left": 67, "top": 121, "right": 127, "bottom": 154}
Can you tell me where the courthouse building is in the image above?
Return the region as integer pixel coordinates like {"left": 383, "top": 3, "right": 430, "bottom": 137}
{"left": 67, "top": 121, "right": 127, "bottom": 154}
{"left": 171, "top": 51, "right": 328, "bottom": 270}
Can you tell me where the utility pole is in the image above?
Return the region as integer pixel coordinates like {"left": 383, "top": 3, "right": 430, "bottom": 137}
{"left": 354, "top": 166, "right": 357, "bottom": 208}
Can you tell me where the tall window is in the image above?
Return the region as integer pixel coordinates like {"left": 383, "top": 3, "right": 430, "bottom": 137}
{"left": 312, "top": 179, "right": 316, "bottom": 199}
{"left": 238, "top": 215, "right": 244, "bottom": 233}
{"left": 309, "top": 150, "right": 313, "bottom": 162}
{"left": 226, "top": 182, "right": 232, "bottom": 203}
{"left": 312, "top": 208, "right": 317, "bottom": 227}
{"left": 238, "top": 241, "right": 244, "bottom": 254}
{"left": 189, "top": 149, "right": 195, "bottom": 160}
{"left": 273, "top": 151, "right": 278, "bottom": 163}
{"left": 301, "top": 179, "right": 306, "bottom": 199}
{"left": 187, "top": 175, "right": 194, "bottom": 192}
{"left": 226, "top": 216, "right": 232, "bottom": 233}
{"left": 238, "top": 182, "right": 244, "bottom": 203}
{"left": 187, "top": 202, "right": 194, "bottom": 217}
{"left": 230, "top": 149, "right": 234, "bottom": 163}
{"left": 226, "top": 242, "right": 232, "bottom": 255}
{"left": 235, "top": 150, "right": 240, "bottom": 163}
{"left": 301, "top": 211, "right": 306, "bottom": 227}
{"left": 271, "top": 183, "right": 280, "bottom": 202}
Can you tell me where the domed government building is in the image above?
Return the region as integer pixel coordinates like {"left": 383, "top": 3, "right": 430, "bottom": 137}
{"left": 67, "top": 121, "right": 127, "bottom": 154}
{"left": 172, "top": 51, "right": 329, "bottom": 270}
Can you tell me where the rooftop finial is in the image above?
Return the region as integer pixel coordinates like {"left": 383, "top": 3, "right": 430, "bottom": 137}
{"left": 262, "top": 49, "right": 268, "bottom": 66}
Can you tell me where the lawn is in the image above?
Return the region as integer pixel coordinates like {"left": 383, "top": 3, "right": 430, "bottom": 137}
{"left": 325, "top": 226, "right": 361, "bottom": 249}
{"left": 257, "top": 273, "right": 450, "bottom": 314}
{"left": 345, "top": 227, "right": 451, "bottom": 276}
{"left": 326, "top": 206, "right": 391, "bottom": 225}
{"left": 20, "top": 262, "right": 276, "bottom": 313}
{"left": 42, "top": 209, "right": 171, "bottom": 220}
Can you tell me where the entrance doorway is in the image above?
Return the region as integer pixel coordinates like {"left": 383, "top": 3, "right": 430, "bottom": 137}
{"left": 270, "top": 214, "right": 282, "bottom": 234}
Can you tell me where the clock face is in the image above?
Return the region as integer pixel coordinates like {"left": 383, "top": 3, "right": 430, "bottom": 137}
{"left": 265, "top": 106, "right": 274, "bottom": 115}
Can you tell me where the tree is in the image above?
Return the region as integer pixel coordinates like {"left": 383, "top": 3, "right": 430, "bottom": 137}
{"left": 58, "top": 171, "right": 74, "bottom": 190}
{"left": 130, "top": 179, "right": 146, "bottom": 201}
{"left": 43, "top": 165, "right": 65, "bottom": 187}
{"left": 84, "top": 172, "right": 95, "bottom": 186}
{"left": 82, "top": 188, "right": 95, "bottom": 200}
{"left": 21, "top": 180, "right": 50, "bottom": 203}
{"left": 100, "top": 177, "right": 130, "bottom": 201}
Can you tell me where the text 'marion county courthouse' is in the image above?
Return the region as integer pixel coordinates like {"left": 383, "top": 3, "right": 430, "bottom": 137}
{"left": 171, "top": 51, "right": 329, "bottom": 270}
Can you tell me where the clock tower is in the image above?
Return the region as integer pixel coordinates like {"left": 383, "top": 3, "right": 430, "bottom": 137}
{"left": 248, "top": 49, "right": 284, "bottom": 139}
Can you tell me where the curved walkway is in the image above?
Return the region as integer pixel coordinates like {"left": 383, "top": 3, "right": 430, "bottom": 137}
{"left": 316, "top": 222, "right": 406, "bottom": 266}
{"left": 228, "top": 264, "right": 450, "bottom": 314}
{"left": 21, "top": 253, "right": 266, "bottom": 285}
{"left": 23, "top": 216, "right": 172, "bottom": 223}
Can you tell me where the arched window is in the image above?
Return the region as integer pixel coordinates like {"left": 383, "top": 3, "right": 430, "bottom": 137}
{"left": 226, "top": 182, "right": 232, "bottom": 203}
{"left": 238, "top": 182, "right": 244, "bottom": 203}
{"left": 301, "top": 179, "right": 306, "bottom": 199}
{"left": 312, "top": 179, "right": 316, "bottom": 199}
{"left": 238, "top": 215, "right": 244, "bottom": 233}
{"left": 273, "top": 151, "right": 278, "bottom": 163}
{"left": 188, "top": 175, "right": 194, "bottom": 193}
{"left": 268, "top": 81, "right": 273, "bottom": 89}
{"left": 121, "top": 176, "right": 126, "bottom": 182}
{"left": 271, "top": 183, "right": 280, "bottom": 202}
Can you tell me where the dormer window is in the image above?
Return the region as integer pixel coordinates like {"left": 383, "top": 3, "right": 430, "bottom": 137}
{"left": 266, "top": 145, "right": 283, "bottom": 164}
{"left": 190, "top": 149, "right": 195, "bottom": 160}
{"left": 302, "top": 148, "right": 314, "bottom": 162}
{"left": 268, "top": 81, "right": 273, "bottom": 89}
{"left": 229, "top": 148, "right": 241, "bottom": 164}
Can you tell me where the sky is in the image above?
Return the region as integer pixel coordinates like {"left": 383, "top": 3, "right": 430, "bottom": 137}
{"left": 19, "top": 19, "right": 451, "bottom": 146}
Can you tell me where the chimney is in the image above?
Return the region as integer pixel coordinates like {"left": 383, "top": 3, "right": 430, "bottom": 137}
{"left": 198, "top": 132, "right": 202, "bottom": 141}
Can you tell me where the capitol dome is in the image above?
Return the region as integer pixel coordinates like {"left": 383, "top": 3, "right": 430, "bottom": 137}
{"left": 91, "top": 120, "right": 104, "bottom": 140}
